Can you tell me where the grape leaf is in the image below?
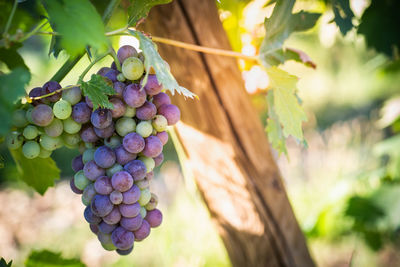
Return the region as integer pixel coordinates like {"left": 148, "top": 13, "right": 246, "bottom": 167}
{"left": 266, "top": 67, "right": 307, "bottom": 140}
{"left": 42, "top": 0, "right": 109, "bottom": 57}
{"left": 265, "top": 91, "right": 287, "bottom": 155}
{"left": 0, "top": 44, "right": 28, "bottom": 71}
{"left": 0, "top": 258, "right": 12, "bottom": 267}
{"left": 81, "top": 74, "right": 116, "bottom": 110}
{"left": 263, "top": 48, "right": 316, "bottom": 69}
{"left": 129, "top": 30, "right": 197, "bottom": 99}
{"left": 128, "top": 0, "right": 172, "bottom": 27}
{"left": 9, "top": 149, "right": 60, "bottom": 195}
{"left": 25, "top": 250, "right": 84, "bottom": 267}
{"left": 331, "top": 0, "right": 354, "bottom": 36}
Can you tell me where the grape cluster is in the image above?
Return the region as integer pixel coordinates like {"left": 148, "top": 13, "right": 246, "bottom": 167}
{"left": 6, "top": 45, "right": 181, "bottom": 255}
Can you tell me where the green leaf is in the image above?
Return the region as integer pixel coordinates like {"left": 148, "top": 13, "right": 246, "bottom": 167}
{"left": 0, "top": 258, "right": 12, "bottom": 267}
{"left": 265, "top": 92, "right": 287, "bottom": 155}
{"left": 25, "top": 250, "right": 84, "bottom": 267}
{"left": 128, "top": 0, "right": 172, "bottom": 27}
{"left": 42, "top": 0, "right": 109, "bottom": 57}
{"left": 0, "top": 0, "right": 42, "bottom": 34}
{"left": 0, "top": 44, "right": 28, "bottom": 71}
{"left": 262, "top": 47, "right": 316, "bottom": 68}
{"left": 129, "top": 30, "right": 197, "bottom": 99}
{"left": 266, "top": 67, "right": 307, "bottom": 141}
{"left": 10, "top": 149, "right": 60, "bottom": 195}
{"left": 331, "top": 0, "right": 355, "bottom": 36}
{"left": 81, "top": 74, "right": 116, "bottom": 110}
{"left": 345, "top": 196, "right": 385, "bottom": 225}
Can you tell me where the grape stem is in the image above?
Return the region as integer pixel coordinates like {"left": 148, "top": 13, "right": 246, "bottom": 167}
{"left": 3, "top": 0, "right": 18, "bottom": 36}
{"left": 27, "top": 84, "right": 79, "bottom": 102}
{"left": 78, "top": 51, "right": 110, "bottom": 83}
{"left": 109, "top": 48, "right": 122, "bottom": 72}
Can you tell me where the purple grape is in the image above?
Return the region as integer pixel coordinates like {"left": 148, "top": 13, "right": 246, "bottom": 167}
{"left": 94, "top": 146, "right": 116, "bottom": 168}
{"left": 143, "top": 74, "right": 162, "bottom": 96}
{"left": 145, "top": 209, "right": 162, "bottom": 228}
{"left": 134, "top": 220, "right": 151, "bottom": 241}
{"left": 120, "top": 215, "right": 143, "bottom": 232}
{"left": 123, "top": 83, "right": 146, "bottom": 108}
{"left": 80, "top": 126, "right": 99, "bottom": 143}
{"left": 152, "top": 92, "right": 171, "bottom": 108}
{"left": 142, "top": 136, "right": 163, "bottom": 158}
{"left": 115, "top": 145, "right": 137, "bottom": 165}
{"left": 83, "top": 160, "right": 105, "bottom": 181}
{"left": 98, "top": 221, "right": 117, "bottom": 234}
{"left": 70, "top": 178, "right": 83, "bottom": 194}
{"left": 158, "top": 104, "right": 180, "bottom": 125}
{"left": 28, "top": 87, "right": 45, "bottom": 105}
{"left": 117, "top": 45, "right": 138, "bottom": 64}
{"left": 103, "top": 206, "right": 122, "bottom": 225}
{"left": 109, "top": 98, "right": 126, "bottom": 118}
{"left": 94, "top": 176, "right": 113, "bottom": 195}
{"left": 146, "top": 171, "right": 154, "bottom": 181}
{"left": 84, "top": 206, "right": 102, "bottom": 224}
{"left": 111, "top": 171, "right": 133, "bottom": 192}
{"left": 119, "top": 202, "right": 141, "bottom": 218}
{"left": 136, "top": 101, "right": 157, "bottom": 120}
{"left": 91, "top": 109, "right": 112, "bottom": 129}
{"left": 124, "top": 160, "right": 147, "bottom": 181}
{"left": 82, "top": 183, "right": 97, "bottom": 205}
{"left": 43, "top": 80, "right": 61, "bottom": 102}
{"left": 111, "top": 226, "right": 135, "bottom": 250}
{"left": 110, "top": 190, "right": 123, "bottom": 205}
{"left": 90, "top": 224, "right": 99, "bottom": 234}
{"left": 122, "top": 184, "right": 141, "bottom": 204}
{"left": 122, "top": 132, "right": 145, "bottom": 153}
{"left": 104, "top": 69, "right": 119, "bottom": 82}
{"left": 111, "top": 61, "right": 117, "bottom": 70}
{"left": 94, "top": 123, "right": 115, "bottom": 138}
{"left": 97, "top": 67, "right": 112, "bottom": 76}
{"left": 113, "top": 82, "right": 126, "bottom": 98}
{"left": 153, "top": 152, "right": 164, "bottom": 167}
{"left": 31, "top": 104, "right": 54, "bottom": 126}
{"left": 91, "top": 194, "right": 114, "bottom": 217}
{"left": 156, "top": 131, "right": 168, "bottom": 145}
{"left": 72, "top": 102, "right": 91, "bottom": 124}
{"left": 71, "top": 155, "right": 84, "bottom": 172}
{"left": 85, "top": 96, "right": 93, "bottom": 109}
{"left": 116, "top": 246, "right": 133, "bottom": 255}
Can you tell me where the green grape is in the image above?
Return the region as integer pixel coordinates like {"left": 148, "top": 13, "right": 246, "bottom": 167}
{"left": 53, "top": 99, "right": 72, "bottom": 120}
{"left": 25, "top": 108, "right": 34, "bottom": 123}
{"left": 122, "top": 57, "right": 144, "bottom": 80}
{"left": 115, "top": 117, "right": 136, "bottom": 137}
{"left": 138, "top": 156, "right": 155, "bottom": 173}
{"left": 62, "top": 86, "right": 81, "bottom": 105}
{"left": 12, "top": 109, "right": 28, "bottom": 128}
{"left": 123, "top": 106, "right": 136, "bottom": 117}
{"left": 82, "top": 148, "right": 95, "bottom": 163}
{"left": 152, "top": 115, "right": 168, "bottom": 132}
{"left": 23, "top": 125, "right": 39, "bottom": 140}
{"left": 105, "top": 136, "right": 121, "bottom": 148}
{"left": 22, "top": 141, "right": 40, "bottom": 159}
{"left": 38, "top": 147, "right": 52, "bottom": 158}
{"left": 74, "top": 170, "right": 91, "bottom": 190}
{"left": 63, "top": 117, "right": 81, "bottom": 134}
{"left": 138, "top": 188, "right": 151, "bottom": 206}
{"left": 44, "top": 118, "right": 63, "bottom": 137}
{"left": 6, "top": 132, "right": 24, "bottom": 150}
{"left": 40, "top": 134, "right": 62, "bottom": 151}
{"left": 140, "top": 207, "right": 147, "bottom": 218}
{"left": 106, "top": 163, "right": 123, "bottom": 177}
{"left": 136, "top": 121, "right": 153, "bottom": 138}
{"left": 117, "top": 73, "right": 126, "bottom": 82}
{"left": 63, "top": 133, "right": 81, "bottom": 147}
{"left": 85, "top": 142, "right": 94, "bottom": 149}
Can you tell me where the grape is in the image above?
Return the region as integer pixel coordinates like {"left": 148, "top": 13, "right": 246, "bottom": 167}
{"left": 84, "top": 160, "right": 105, "bottom": 181}
{"left": 6, "top": 132, "right": 23, "bottom": 150}
{"left": 134, "top": 220, "right": 150, "bottom": 241}
{"left": 119, "top": 202, "right": 141, "bottom": 218}
{"left": 145, "top": 194, "right": 158, "bottom": 210}
{"left": 117, "top": 73, "right": 126, "bottom": 82}
{"left": 124, "top": 160, "right": 147, "bottom": 181}
{"left": 70, "top": 178, "right": 83, "bottom": 194}
{"left": 62, "top": 86, "right": 81, "bottom": 105}
{"left": 153, "top": 152, "right": 164, "bottom": 167}
{"left": 94, "top": 176, "right": 113, "bottom": 195}
{"left": 145, "top": 209, "right": 162, "bottom": 228}
{"left": 152, "top": 92, "right": 171, "bottom": 108}
{"left": 91, "top": 108, "right": 112, "bottom": 129}
{"left": 110, "top": 190, "right": 123, "bottom": 205}
{"left": 85, "top": 96, "right": 93, "bottom": 109}
{"left": 63, "top": 117, "right": 81, "bottom": 134}
{"left": 123, "top": 106, "right": 136, "bottom": 117}
{"left": 72, "top": 155, "right": 84, "bottom": 172}
{"left": 22, "top": 141, "right": 40, "bottom": 159}
{"left": 123, "top": 83, "right": 146, "bottom": 108}
{"left": 122, "top": 132, "right": 145, "bottom": 153}
{"left": 90, "top": 224, "right": 99, "bottom": 234}
{"left": 143, "top": 74, "right": 162, "bottom": 96}
{"left": 98, "top": 232, "right": 116, "bottom": 251}
{"left": 138, "top": 188, "right": 151, "bottom": 206}
{"left": 138, "top": 156, "right": 155, "bottom": 173}
{"left": 12, "top": 109, "right": 28, "bottom": 127}
{"left": 82, "top": 148, "right": 95, "bottom": 164}
{"left": 109, "top": 98, "right": 126, "bottom": 118}
{"left": 23, "top": 125, "right": 39, "bottom": 140}
{"left": 140, "top": 207, "right": 147, "bottom": 218}
{"left": 72, "top": 102, "right": 91, "bottom": 124}
{"left": 44, "top": 118, "right": 63, "bottom": 137}
{"left": 106, "top": 164, "right": 123, "bottom": 177}
{"left": 136, "top": 121, "right": 153, "bottom": 138}
{"left": 25, "top": 108, "right": 34, "bottom": 123}
{"left": 157, "top": 104, "right": 180, "bottom": 125}
{"left": 115, "top": 117, "right": 136, "bottom": 137}
{"left": 43, "top": 81, "right": 62, "bottom": 102}
{"left": 122, "top": 57, "right": 144, "bottom": 80}
{"left": 32, "top": 104, "right": 54, "bottom": 126}
{"left": 120, "top": 215, "right": 143, "bottom": 232}
{"left": 84, "top": 206, "right": 101, "bottom": 224}
{"left": 63, "top": 133, "right": 81, "bottom": 147}
{"left": 38, "top": 147, "right": 52, "bottom": 158}
{"left": 28, "top": 87, "right": 45, "bottom": 105}
{"left": 91, "top": 194, "right": 114, "bottom": 217}
{"left": 113, "top": 81, "right": 126, "bottom": 98}
{"left": 156, "top": 131, "right": 169, "bottom": 145}
{"left": 117, "top": 45, "right": 138, "bottom": 64}
{"left": 105, "top": 136, "right": 121, "bottom": 148}
{"left": 116, "top": 247, "right": 133, "bottom": 256}
{"left": 94, "top": 146, "right": 116, "bottom": 168}
{"left": 74, "top": 170, "right": 91, "bottom": 190}
{"left": 146, "top": 171, "right": 154, "bottom": 181}
{"left": 135, "top": 178, "right": 149, "bottom": 190}
{"left": 111, "top": 226, "right": 135, "bottom": 250}
{"left": 99, "top": 221, "right": 117, "bottom": 234}
{"left": 122, "top": 184, "right": 141, "bottom": 204}
{"left": 142, "top": 136, "right": 163, "bottom": 158}
{"left": 53, "top": 100, "right": 72, "bottom": 120}
{"left": 136, "top": 101, "right": 157, "bottom": 120}
{"left": 97, "top": 67, "right": 112, "bottom": 76}
{"left": 94, "top": 122, "right": 115, "bottom": 139}
{"left": 115, "top": 145, "right": 137, "bottom": 165}
{"left": 104, "top": 69, "right": 119, "bottom": 82}
{"left": 151, "top": 115, "right": 168, "bottom": 132}
{"left": 103, "top": 206, "right": 122, "bottom": 225}
{"left": 40, "top": 134, "right": 62, "bottom": 151}
{"left": 139, "top": 53, "right": 145, "bottom": 63}
{"left": 82, "top": 183, "right": 96, "bottom": 206}
{"left": 80, "top": 126, "right": 99, "bottom": 143}
{"left": 111, "top": 171, "right": 133, "bottom": 192}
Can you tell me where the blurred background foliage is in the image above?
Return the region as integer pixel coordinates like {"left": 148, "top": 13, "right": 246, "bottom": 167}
{"left": 1, "top": 0, "right": 400, "bottom": 266}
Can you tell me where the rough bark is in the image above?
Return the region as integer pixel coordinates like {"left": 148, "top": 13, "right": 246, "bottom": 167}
{"left": 141, "top": 1, "right": 314, "bottom": 266}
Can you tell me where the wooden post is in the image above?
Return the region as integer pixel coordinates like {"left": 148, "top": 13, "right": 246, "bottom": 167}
{"left": 141, "top": 1, "right": 314, "bottom": 266}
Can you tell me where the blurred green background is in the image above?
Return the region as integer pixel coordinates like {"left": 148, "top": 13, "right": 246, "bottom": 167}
{"left": 1, "top": 0, "right": 400, "bottom": 266}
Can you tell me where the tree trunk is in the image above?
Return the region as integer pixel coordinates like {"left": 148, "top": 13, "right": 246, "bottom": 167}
{"left": 140, "top": 1, "right": 314, "bottom": 266}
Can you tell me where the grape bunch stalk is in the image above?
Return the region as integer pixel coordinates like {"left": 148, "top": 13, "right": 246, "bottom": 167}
{"left": 6, "top": 45, "right": 181, "bottom": 255}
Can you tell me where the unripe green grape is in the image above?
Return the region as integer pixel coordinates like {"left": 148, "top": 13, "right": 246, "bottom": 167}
{"left": 53, "top": 99, "right": 72, "bottom": 119}
{"left": 105, "top": 136, "right": 121, "bottom": 148}
{"left": 136, "top": 121, "right": 152, "bottom": 138}
{"left": 22, "top": 141, "right": 40, "bottom": 159}
{"left": 25, "top": 108, "right": 34, "bottom": 123}
{"left": 63, "top": 117, "right": 81, "bottom": 134}
{"left": 101, "top": 241, "right": 117, "bottom": 251}
{"left": 62, "top": 86, "right": 81, "bottom": 105}
{"left": 85, "top": 142, "right": 94, "bottom": 149}
{"left": 138, "top": 156, "right": 155, "bottom": 173}
{"left": 63, "top": 133, "right": 81, "bottom": 147}
{"left": 40, "top": 134, "right": 62, "bottom": 151}
{"left": 82, "top": 148, "right": 95, "bottom": 163}
{"left": 152, "top": 115, "right": 168, "bottom": 132}
{"left": 138, "top": 188, "right": 151, "bottom": 206}
{"left": 122, "top": 57, "right": 144, "bottom": 80}
{"left": 145, "top": 193, "right": 158, "bottom": 210}
{"left": 44, "top": 118, "right": 63, "bottom": 137}
{"left": 6, "top": 132, "right": 24, "bottom": 150}
{"left": 12, "top": 109, "right": 28, "bottom": 128}
{"left": 38, "top": 147, "right": 52, "bottom": 158}
{"left": 117, "top": 73, "right": 126, "bottom": 82}
{"left": 123, "top": 106, "right": 136, "bottom": 117}
{"left": 115, "top": 117, "right": 136, "bottom": 137}
{"left": 140, "top": 207, "right": 147, "bottom": 218}
{"left": 23, "top": 125, "right": 39, "bottom": 140}
{"left": 106, "top": 163, "right": 123, "bottom": 177}
{"left": 152, "top": 128, "right": 157, "bottom": 135}
{"left": 74, "top": 170, "right": 91, "bottom": 190}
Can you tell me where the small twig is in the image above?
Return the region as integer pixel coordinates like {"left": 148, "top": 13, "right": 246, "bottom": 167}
{"left": 3, "top": 0, "right": 18, "bottom": 36}
{"left": 27, "top": 84, "right": 80, "bottom": 102}
{"left": 19, "top": 20, "right": 49, "bottom": 42}
{"left": 109, "top": 47, "right": 122, "bottom": 71}
{"left": 105, "top": 26, "right": 128, "bottom": 36}
{"left": 78, "top": 51, "right": 110, "bottom": 83}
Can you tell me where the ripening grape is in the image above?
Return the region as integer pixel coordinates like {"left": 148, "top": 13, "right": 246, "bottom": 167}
{"left": 143, "top": 74, "right": 162, "bottom": 96}
{"left": 119, "top": 202, "right": 141, "bottom": 218}
{"left": 152, "top": 92, "right": 171, "bottom": 108}
{"left": 113, "top": 81, "right": 126, "bottom": 98}
{"left": 138, "top": 188, "right": 151, "bottom": 206}
{"left": 106, "top": 163, "right": 124, "bottom": 177}
{"left": 44, "top": 118, "right": 63, "bottom": 137}
{"left": 12, "top": 109, "right": 28, "bottom": 128}
{"left": 32, "top": 104, "right": 54, "bottom": 126}
{"left": 117, "top": 45, "right": 138, "bottom": 64}
{"left": 145, "top": 193, "right": 158, "bottom": 210}
{"left": 157, "top": 104, "right": 180, "bottom": 125}
{"left": 142, "top": 136, "right": 163, "bottom": 158}
{"left": 153, "top": 152, "right": 164, "bottom": 167}
{"left": 91, "top": 194, "right": 114, "bottom": 217}
{"left": 63, "top": 133, "right": 81, "bottom": 147}
{"left": 123, "top": 83, "right": 146, "bottom": 108}
{"left": 22, "top": 141, "right": 40, "bottom": 159}
{"left": 134, "top": 220, "right": 150, "bottom": 241}
{"left": 136, "top": 121, "right": 153, "bottom": 138}
{"left": 98, "top": 221, "right": 117, "bottom": 234}
{"left": 122, "top": 57, "right": 144, "bottom": 81}
{"left": 120, "top": 215, "right": 143, "bottom": 232}
{"left": 111, "top": 171, "right": 133, "bottom": 192}
{"left": 115, "top": 117, "right": 136, "bottom": 137}
{"left": 97, "top": 67, "right": 112, "bottom": 76}
{"left": 151, "top": 115, "right": 168, "bottom": 132}
{"left": 80, "top": 126, "right": 99, "bottom": 143}
{"left": 94, "top": 176, "right": 113, "bottom": 195}
{"left": 63, "top": 117, "right": 81, "bottom": 134}
{"left": 23, "top": 125, "right": 39, "bottom": 140}
{"left": 70, "top": 178, "right": 83, "bottom": 195}
{"left": 115, "top": 145, "right": 136, "bottom": 165}
{"left": 71, "top": 155, "right": 84, "bottom": 172}
{"left": 122, "top": 184, "right": 141, "bottom": 204}
{"left": 82, "top": 148, "right": 95, "bottom": 164}
{"left": 28, "top": 87, "right": 45, "bottom": 106}
{"left": 140, "top": 207, "right": 147, "bottom": 219}
{"left": 123, "top": 106, "right": 136, "bottom": 117}
{"left": 109, "top": 98, "right": 126, "bottom": 118}
{"left": 83, "top": 160, "right": 106, "bottom": 181}
{"left": 94, "top": 146, "right": 116, "bottom": 168}
{"left": 85, "top": 96, "right": 94, "bottom": 109}
{"left": 104, "top": 136, "right": 121, "bottom": 148}
{"left": 74, "top": 170, "right": 91, "bottom": 190}
{"left": 82, "top": 183, "right": 96, "bottom": 206}
{"left": 6, "top": 132, "right": 23, "bottom": 150}
{"left": 62, "top": 86, "right": 81, "bottom": 105}
{"left": 122, "top": 133, "right": 145, "bottom": 154}
{"left": 98, "top": 232, "right": 116, "bottom": 251}
{"left": 145, "top": 209, "right": 162, "bottom": 228}
{"left": 94, "top": 123, "right": 115, "bottom": 139}
{"left": 38, "top": 147, "right": 52, "bottom": 158}
{"left": 111, "top": 226, "right": 135, "bottom": 250}
{"left": 138, "top": 156, "right": 155, "bottom": 173}
{"left": 84, "top": 206, "right": 102, "bottom": 224}
{"left": 43, "top": 81, "right": 62, "bottom": 102}
{"left": 124, "top": 160, "right": 147, "bottom": 181}
{"left": 91, "top": 108, "right": 112, "bottom": 129}
{"left": 136, "top": 101, "right": 157, "bottom": 120}
{"left": 72, "top": 102, "right": 91, "bottom": 124}
{"left": 110, "top": 190, "right": 123, "bottom": 205}
{"left": 135, "top": 178, "right": 149, "bottom": 190}
{"left": 103, "top": 206, "right": 122, "bottom": 225}
{"left": 104, "top": 69, "right": 119, "bottom": 83}
{"left": 156, "top": 131, "right": 169, "bottom": 145}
